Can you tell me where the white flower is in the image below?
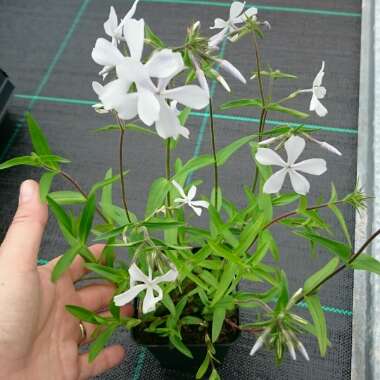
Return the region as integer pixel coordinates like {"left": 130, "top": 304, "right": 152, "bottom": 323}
{"left": 300, "top": 61, "right": 328, "bottom": 117}
{"left": 113, "top": 263, "right": 178, "bottom": 314}
{"left": 209, "top": 1, "right": 258, "bottom": 47}
{"left": 104, "top": 1, "right": 140, "bottom": 44}
{"left": 189, "top": 52, "right": 210, "bottom": 98}
{"left": 255, "top": 136, "right": 327, "bottom": 195}
{"left": 153, "top": 65, "right": 209, "bottom": 139}
{"left": 215, "top": 58, "right": 246, "bottom": 84}
{"left": 305, "top": 134, "right": 342, "bottom": 156}
{"left": 91, "top": 38, "right": 124, "bottom": 79}
{"left": 172, "top": 180, "right": 209, "bottom": 216}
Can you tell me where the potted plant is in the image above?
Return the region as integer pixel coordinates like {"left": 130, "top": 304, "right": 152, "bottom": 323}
{"left": 1, "top": 1, "right": 379, "bottom": 379}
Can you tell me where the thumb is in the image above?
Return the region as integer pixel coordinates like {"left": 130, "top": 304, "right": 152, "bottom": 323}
{"left": 0, "top": 180, "right": 48, "bottom": 271}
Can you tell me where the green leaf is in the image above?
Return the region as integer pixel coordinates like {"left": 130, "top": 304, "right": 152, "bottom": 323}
{"left": 51, "top": 244, "right": 82, "bottom": 282}
{"left": 211, "top": 186, "right": 222, "bottom": 212}
{"left": 267, "top": 103, "right": 309, "bottom": 119}
{"left": 169, "top": 335, "right": 193, "bottom": 358}
{"left": 47, "top": 195, "right": 73, "bottom": 235}
{"left": 0, "top": 156, "right": 39, "bottom": 170}
{"left": 211, "top": 262, "right": 237, "bottom": 306}
{"left": 212, "top": 307, "right": 226, "bottom": 342}
{"left": 304, "top": 257, "right": 340, "bottom": 294}
{"left": 275, "top": 271, "right": 289, "bottom": 312}
{"left": 210, "top": 368, "right": 221, "bottom": 380}
{"left": 178, "top": 107, "right": 191, "bottom": 126}
{"left": 48, "top": 191, "right": 86, "bottom": 205}
{"left": 272, "top": 193, "right": 300, "bottom": 207}
{"left": 39, "top": 172, "right": 56, "bottom": 202}
{"left": 297, "top": 232, "right": 351, "bottom": 262}
{"left": 304, "top": 295, "right": 328, "bottom": 356}
{"left": 85, "top": 263, "right": 125, "bottom": 283}
{"left": 221, "top": 98, "right": 263, "bottom": 110}
{"left": 65, "top": 305, "right": 100, "bottom": 324}
{"left": 89, "top": 325, "right": 117, "bottom": 362}
{"left": 196, "top": 355, "right": 210, "bottom": 379}
{"left": 216, "top": 135, "right": 254, "bottom": 166}
{"left": 145, "top": 24, "right": 166, "bottom": 48}
{"left": 329, "top": 203, "right": 351, "bottom": 246}
{"left": 208, "top": 241, "right": 244, "bottom": 266}
{"left": 26, "top": 113, "right": 51, "bottom": 155}
{"left": 101, "top": 169, "right": 113, "bottom": 207}
{"left": 174, "top": 155, "right": 214, "bottom": 182}
{"left": 89, "top": 170, "right": 128, "bottom": 196}
{"left": 79, "top": 194, "right": 96, "bottom": 242}
{"left": 351, "top": 254, "right": 380, "bottom": 275}
{"left": 145, "top": 177, "right": 170, "bottom": 216}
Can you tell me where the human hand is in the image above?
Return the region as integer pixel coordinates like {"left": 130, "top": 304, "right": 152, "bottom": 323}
{"left": 0, "top": 180, "right": 131, "bottom": 380}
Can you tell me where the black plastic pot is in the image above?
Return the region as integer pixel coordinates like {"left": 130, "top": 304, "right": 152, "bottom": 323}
{"left": 132, "top": 310, "right": 240, "bottom": 373}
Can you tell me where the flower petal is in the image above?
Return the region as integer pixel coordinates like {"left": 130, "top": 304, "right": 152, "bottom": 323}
{"left": 155, "top": 99, "right": 189, "bottom": 139}
{"left": 142, "top": 286, "right": 162, "bottom": 314}
{"left": 190, "top": 204, "right": 203, "bottom": 216}
{"left": 208, "top": 28, "right": 228, "bottom": 49}
{"left": 123, "top": 18, "right": 145, "bottom": 61}
{"left": 292, "top": 159, "right": 327, "bottom": 175}
{"left": 154, "top": 268, "right": 179, "bottom": 284}
{"left": 288, "top": 170, "right": 310, "bottom": 195}
{"left": 172, "top": 180, "right": 187, "bottom": 198}
{"left": 129, "top": 263, "right": 150, "bottom": 284}
{"left": 191, "top": 200, "right": 209, "bottom": 209}
{"left": 234, "top": 7, "right": 258, "bottom": 23}
{"left": 313, "top": 61, "right": 325, "bottom": 88}
{"left": 116, "top": 59, "right": 156, "bottom": 92}
{"left": 230, "top": 1, "right": 245, "bottom": 19}
{"left": 310, "top": 95, "right": 328, "bottom": 117}
{"left": 210, "top": 18, "right": 228, "bottom": 29}
{"left": 104, "top": 6, "right": 118, "bottom": 37}
{"left": 113, "top": 284, "right": 146, "bottom": 306}
{"left": 91, "top": 38, "right": 124, "bottom": 67}
{"left": 313, "top": 86, "right": 326, "bottom": 99}
{"left": 93, "top": 79, "right": 131, "bottom": 111}
{"left": 263, "top": 168, "right": 287, "bottom": 194}
{"left": 163, "top": 85, "right": 209, "bottom": 109}
{"left": 146, "top": 49, "right": 184, "bottom": 79}
{"left": 218, "top": 59, "right": 246, "bottom": 84}
{"left": 187, "top": 185, "right": 197, "bottom": 201}
{"left": 284, "top": 136, "right": 305, "bottom": 165}
{"left": 137, "top": 91, "right": 160, "bottom": 126}
{"left": 115, "top": 93, "right": 138, "bottom": 120}
{"left": 255, "top": 148, "right": 286, "bottom": 167}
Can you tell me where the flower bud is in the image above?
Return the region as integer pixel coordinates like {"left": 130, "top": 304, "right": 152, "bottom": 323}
{"left": 216, "top": 59, "right": 247, "bottom": 84}
{"left": 250, "top": 328, "right": 271, "bottom": 356}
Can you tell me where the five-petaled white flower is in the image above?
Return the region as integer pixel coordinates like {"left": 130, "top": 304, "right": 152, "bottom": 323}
{"left": 300, "top": 61, "right": 328, "bottom": 117}
{"left": 172, "top": 180, "right": 209, "bottom": 216}
{"left": 255, "top": 136, "right": 327, "bottom": 195}
{"left": 113, "top": 263, "right": 178, "bottom": 314}
{"left": 209, "top": 1, "right": 258, "bottom": 48}
{"left": 92, "top": 1, "right": 140, "bottom": 79}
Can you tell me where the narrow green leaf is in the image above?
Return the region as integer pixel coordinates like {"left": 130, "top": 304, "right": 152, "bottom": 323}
{"left": 79, "top": 194, "right": 96, "bottom": 242}
{"left": 89, "top": 325, "right": 117, "bottom": 362}
{"left": 304, "top": 257, "right": 340, "bottom": 294}
{"left": 85, "top": 263, "right": 125, "bottom": 283}
{"left": 329, "top": 203, "right": 351, "bottom": 246}
{"left": 212, "top": 307, "right": 226, "bottom": 342}
{"left": 211, "top": 262, "right": 237, "bottom": 306}
{"left": 211, "top": 186, "right": 222, "bottom": 212}
{"left": 39, "top": 172, "right": 56, "bottom": 202}
{"left": 51, "top": 244, "right": 82, "bottom": 282}
{"left": 65, "top": 305, "right": 100, "bottom": 324}
{"left": 0, "top": 156, "right": 38, "bottom": 170}
{"left": 169, "top": 335, "right": 193, "bottom": 358}
{"left": 96, "top": 123, "right": 157, "bottom": 135}
{"left": 48, "top": 191, "right": 86, "bottom": 205}
{"left": 267, "top": 103, "right": 309, "bottom": 119}
{"left": 145, "top": 177, "right": 170, "bottom": 216}
{"left": 297, "top": 232, "right": 351, "bottom": 262}
{"left": 272, "top": 193, "right": 300, "bottom": 207}
{"left": 216, "top": 135, "right": 254, "bottom": 166}
{"left": 89, "top": 170, "right": 128, "bottom": 197}
{"left": 101, "top": 169, "right": 113, "bottom": 207}
{"left": 145, "top": 24, "right": 166, "bottom": 48}
{"left": 221, "top": 98, "right": 263, "bottom": 110}
{"left": 210, "top": 368, "right": 221, "bottom": 380}
{"left": 196, "top": 355, "right": 210, "bottom": 379}
{"left": 47, "top": 195, "right": 73, "bottom": 235}
{"left": 208, "top": 241, "right": 244, "bottom": 266}
{"left": 351, "top": 254, "right": 380, "bottom": 275}
{"left": 174, "top": 155, "right": 214, "bottom": 181}
{"left": 304, "top": 295, "right": 328, "bottom": 356}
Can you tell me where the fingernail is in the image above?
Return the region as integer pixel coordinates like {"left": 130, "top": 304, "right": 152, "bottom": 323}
{"left": 19, "top": 180, "right": 35, "bottom": 204}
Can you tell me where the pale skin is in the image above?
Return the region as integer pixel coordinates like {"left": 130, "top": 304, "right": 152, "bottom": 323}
{"left": 0, "top": 180, "right": 132, "bottom": 380}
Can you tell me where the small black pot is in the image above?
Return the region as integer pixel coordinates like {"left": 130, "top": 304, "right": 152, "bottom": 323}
{"left": 131, "top": 310, "right": 240, "bottom": 373}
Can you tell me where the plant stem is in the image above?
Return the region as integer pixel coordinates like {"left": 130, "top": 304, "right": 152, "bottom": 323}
{"left": 297, "top": 227, "right": 380, "bottom": 302}
{"left": 166, "top": 138, "right": 171, "bottom": 208}
{"left": 59, "top": 170, "right": 108, "bottom": 223}
{"left": 209, "top": 99, "right": 219, "bottom": 209}
{"left": 118, "top": 127, "right": 132, "bottom": 223}
{"left": 251, "top": 32, "right": 267, "bottom": 193}
{"left": 247, "top": 200, "right": 345, "bottom": 250}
